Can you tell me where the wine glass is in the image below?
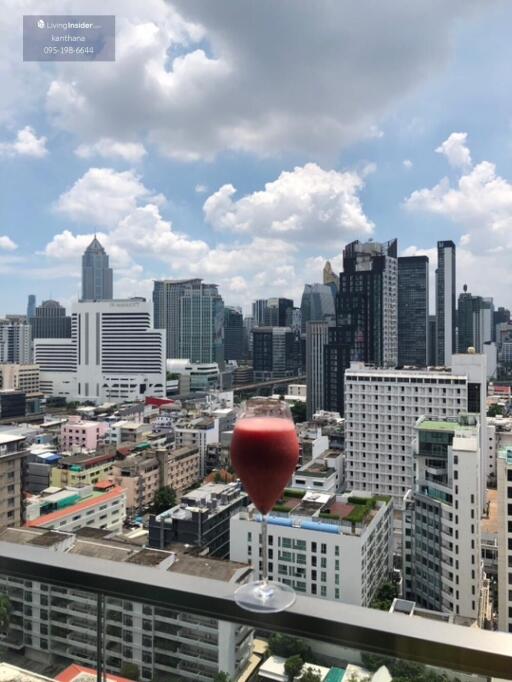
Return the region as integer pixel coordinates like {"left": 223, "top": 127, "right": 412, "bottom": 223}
{"left": 230, "top": 397, "right": 299, "bottom": 612}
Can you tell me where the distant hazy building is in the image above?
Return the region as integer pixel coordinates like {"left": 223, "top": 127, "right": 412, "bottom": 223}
{"left": 428, "top": 315, "right": 437, "bottom": 365}
{"left": 252, "top": 298, "right": 293, "bottom": 327}
{"left": 224, "top": 307, "right": 244, "bottom": 361}
{"left": 253, "top": 327, "right": 300, "bottom": 381}
{"left": 26, "top": 295, "right": 36, "bottom": 320}
{"left": 153, "top": 278, "right": 224, "bottom": 366}
{"left": 300, "top": 284, "right": 335, "bottom": 333}
{"left": 457, "top": 285, "right": 493, "bottom": 353}
{"left": 323, "top": 260, "right": 339, "bottom": 295}
{"left": 436, "top": 240, "right": 456, "bottom": 365}
{"left": 81, "top": 236, "right": 113, "bottom": 301}
{"left": 31, "top": 299, "right": 71, "bottom": 339}
{"left": 306, "top": 321, "right": 329, "bottom": 420}
{"left": 0, "top": 320, "right": 31, "bottom": 364}
{"left": 324, "top": 239, "right": 398, "bottom": 415}
{"left": 398, "top": 256, "right": 429, "bottom": 366}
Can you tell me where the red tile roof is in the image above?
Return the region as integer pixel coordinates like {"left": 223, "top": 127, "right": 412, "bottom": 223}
{"left": 55, "top": 663, "right": 133, "bottom": 682}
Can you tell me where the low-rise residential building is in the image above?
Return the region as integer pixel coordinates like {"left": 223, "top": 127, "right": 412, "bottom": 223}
{"left": 25, "top": 482, "right": 126, "bottom": 532}
{"left": 149, "top": 481, "right": 248, "bottom": 558}
{"left": 174, "top": 416, "right": 219, "bottom": 476}
{"left": 0, "top": 432, "right": 31, "bottom": 526}
{"left": 292, "top": 455, "right": 338, "bottom": 494}
{"left": 0, "top": 363, "right": 40, "bottom": 394}
{"left": 26, "top": 452, "right": 61, "bottom": 493}
{"left": 297, "top": 424, "right": 329, "bottom": 465}
{"left": 230, "top": 489, "right": 393, "bottom": 606}
{"left": 113, "top": 445, "right": 201, "bottom": 513}
{"left": 167, "top": 445, "right": 200, "bottom": 493}
{"left": 119, "top": 421, "right": 151, "bottom": 444}
{"left": 60, "top": 416, "right": 109, "bottom": 452}
{"left": 404, "top": 416, "right": 483, "bottom": 623}
{"left": 50, "top": 450, "right": 117, "bottom": 488}
{"left": 0, "top": 526, "right": 253, "bottom": 682}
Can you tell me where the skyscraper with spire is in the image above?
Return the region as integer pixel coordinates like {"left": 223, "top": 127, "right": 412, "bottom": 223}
{"left": 81, "top": 237, "right": 113, "bottom": 301}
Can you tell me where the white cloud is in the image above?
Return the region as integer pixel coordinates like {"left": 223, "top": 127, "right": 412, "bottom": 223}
{"left": 195, "top": 184, "right": 208, "bottom": 194}
{"left": 404, "top": 136, "right": 512, "bottom": 305}
{"left": 435, "top": 132, "right": 472, "bottom": 168}
{"left": 0, "top": 126, "right": 48, "bottom": 158}
{"left": 75, "top": 138, "right": 147, "bottom": 162}
{"left": 0, "top": 236, "right": 17, "bottom": 251}
{"left": 203, "top": 163, "right": 374, "bottom": 248}
{"left": 27, "top": 0, "right": 489, "bottom": 160}
{"left": 54, "top": 168, "right": 164, "bottom": 227}
{"left": 403, "top": 159, "right": 413, "bottom": 169}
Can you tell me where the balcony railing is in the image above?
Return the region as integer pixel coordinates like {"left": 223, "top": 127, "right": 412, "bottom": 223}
{"left": 0, "top": 539, "right": 511, "bottom": 680}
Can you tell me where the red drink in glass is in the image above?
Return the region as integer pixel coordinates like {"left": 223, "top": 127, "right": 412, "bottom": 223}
{"left": 231, "top": 416, "right": 299, "bottom": 514}
{"left": 230, "top": 398, "right": 300, "bottom": 613}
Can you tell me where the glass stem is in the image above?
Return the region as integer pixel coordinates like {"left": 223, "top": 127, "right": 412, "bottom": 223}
{"left": 261, "top": 513, "right": 269, "bottom": 586}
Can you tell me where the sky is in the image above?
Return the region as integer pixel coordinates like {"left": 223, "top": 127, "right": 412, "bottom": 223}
{"left": 1, "top": 0, "right": 512, "bottom": 316}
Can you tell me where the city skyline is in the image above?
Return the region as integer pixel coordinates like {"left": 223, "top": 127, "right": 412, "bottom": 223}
{"left": 1, "top": 2, "right": 512, "bottom": 315}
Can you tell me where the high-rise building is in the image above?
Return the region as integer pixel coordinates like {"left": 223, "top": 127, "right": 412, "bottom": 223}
{"left": 153, "top": 279, "right": 224, "bottom": 365}
{"left": 323, "top": 260, "right": 339, "bottom": 295}
{"left": 428, "top": 315, "right": 437, "bottom": 365}
{"left": 243, "top": 315, "right": 255, "bottom": 355}
{"left": 324, "top": 239, "right": 398, "bottom": 415}
{"left": 397, "top": 256, "right": 429, "bottom": 366}
{"left": 345, "top": 364, "right": 468, "bottom": 511}
{"left": 34, "top": 298, "right": 166, "bottom": 403}
{"left": 497, "top": 446, "right": 512, "bottom": 632}
{"left": 30, "top": 299, "right": 71, "bottom": 339}
{"left": 306, "top": 321, "right": 329, "bottom": 420}
{"left": 494, "top": 307, "right": 510, "bottom": 342}
{"left": 0, "top": 320, "right": 31, "bottom": 364}
{"left": 0, "top": 364, "right": 39, "bottom": 394}
{"left": 300, "top": 284, "right": 335, "bottom": 333}
{"left": 224, "top": 307, "right": 244, "bottom": 361}
{"left": 26, "top": 295, "right": 36, "bottom": 319}
{"left": 404, "top": 415, "right": 482, "bottom": 623}
{"left": 251, "top": 298, "right": 293, "bottom": 327}
{"left": 230, "top": 490, "right": 393, "bottom": 606}
{"left": 81, "top": 236, "right": 113, "bottom": 301}
{"left": 436, "top": 240, "right": 456, "bottom": 366}
{"left": 252, "top": 327, "right": 301, "bottom": 380}
{"left": 457, "top": 285, "right": 493, "bottom": 353}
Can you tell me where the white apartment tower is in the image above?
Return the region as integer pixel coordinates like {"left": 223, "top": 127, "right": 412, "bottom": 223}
{"left": 345, "top": 364, "right": 468, "bottom": 508}
{"left": 404, "top": 416, "right": 482, "bottom": 622}
{"left": 34, "top": 299, "right": 166, "bottom": 403}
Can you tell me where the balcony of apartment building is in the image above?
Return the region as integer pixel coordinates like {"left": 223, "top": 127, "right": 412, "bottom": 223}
{"left": 0, "top": 540, "right": 511, "bottom": 681}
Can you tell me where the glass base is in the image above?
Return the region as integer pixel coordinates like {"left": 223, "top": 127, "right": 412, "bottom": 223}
{"left": 234, "top": 580, "right": 296, "bottom": 613}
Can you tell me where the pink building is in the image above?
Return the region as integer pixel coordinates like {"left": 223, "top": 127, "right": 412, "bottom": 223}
{"left": 60, "top": 416, "right": 109, "bottom": 452}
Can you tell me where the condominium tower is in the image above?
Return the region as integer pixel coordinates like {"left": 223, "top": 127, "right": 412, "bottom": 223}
{"left": 397, "top": 255, "right": 429, "bottom": 366}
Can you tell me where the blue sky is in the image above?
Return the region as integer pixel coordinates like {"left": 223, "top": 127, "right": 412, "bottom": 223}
{"left": 1, "top": 0, "right": 512, "bottom": 315}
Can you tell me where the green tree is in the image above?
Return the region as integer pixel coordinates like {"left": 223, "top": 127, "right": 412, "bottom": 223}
{"left": 120, "top": 662, "right": 140, "bottom": 681}
{"left": 150, "top": 486, "right": 176, "bottom": 514}
{"left": 300, "top": 666, "right": 323, "bottom": 682}
{"left": 213, "top": 673, "right": 232, "bottom": 682}
{"left": 370, "top": 580, "right": 398, "bottom": 611}
{"left": 290, "top": 401, "right": 307, "bottom": 424}
{"left": 487, "top": 403, "right": 505, "bottom": 417}
{"left": 268, "top": 633, "right": 313, "bottom": 661}
{"left": 0, "top": 594, "right": 10, "bottom": 632}
{"left": 284, "top": 655, "right": 304, "bottom": 681}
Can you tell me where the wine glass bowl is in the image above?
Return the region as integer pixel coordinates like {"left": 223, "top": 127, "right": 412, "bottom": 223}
{"left": 230, "top": 397, "right": 299, "bottom": 613}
